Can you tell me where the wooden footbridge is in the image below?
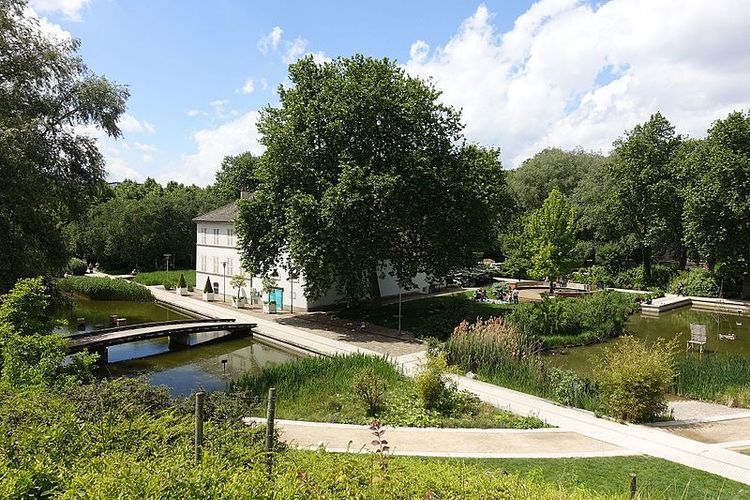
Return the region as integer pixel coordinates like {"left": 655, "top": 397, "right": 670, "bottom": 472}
{"left": 67, "top": 318, "right": 256, "bottom": 363}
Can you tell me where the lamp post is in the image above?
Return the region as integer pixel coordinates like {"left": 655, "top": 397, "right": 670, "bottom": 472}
{"left": 221, "top": 261, "right": 227, "bottom": 303}
{"left": 289, "top": 270, "right": 298, "bottom": 314}
{"left": 163, "top": 253, "right": 171, "bottom": 274}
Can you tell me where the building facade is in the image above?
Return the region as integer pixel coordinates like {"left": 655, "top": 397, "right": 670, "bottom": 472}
{"left": 194, "top": 202, "right": 434, "bottom": 312}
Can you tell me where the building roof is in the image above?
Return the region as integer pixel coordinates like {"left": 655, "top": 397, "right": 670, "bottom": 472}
{"left": 192, "top": 202, "right": 238, "bottom": 223}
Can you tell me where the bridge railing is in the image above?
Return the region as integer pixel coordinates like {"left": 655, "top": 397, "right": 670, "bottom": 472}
{"left": 64, "top": 318, "right": 237, "bottom": 338}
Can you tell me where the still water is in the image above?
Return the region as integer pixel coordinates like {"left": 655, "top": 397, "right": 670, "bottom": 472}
{"left": 64, "top": 298, "right": 298, "bottom": 395}
{"left": 546, "top": 306, "right": 750, "bottom": 375}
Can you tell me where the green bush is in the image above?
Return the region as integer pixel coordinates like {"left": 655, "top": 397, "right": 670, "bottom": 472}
{"left": 668, "top": 268, "right": 718, "bottom": 297}
{"left": 415, "top": 354, "right": 450, "bottom": 410}
{"left": 595, "top": 242, "right": 629, "bottom": 274}
{"left": 162, "top": 279, "right": 175, "bottom": 290}
{"left": 594, "top": 337, "right": 675, "bottom": 422}
{"left": 506, "top": 292, "right": 633, "bottom": 347}
{"left": 547, "top": 368, "right": 599, "bottom": 410}
{"left": 177, "top": 274, "right": 187, "bottom": 289}
{"left": 66, "top": 257, "right": 87, "bottom": 276}
{"left": 133, "top": 270, "right": 196, "bottom": 287}
{"left": 58, "top": 276, "right": 153, "bottom": 302}
{"left": 353, "top": 367, "right": 387, "bottom": 417}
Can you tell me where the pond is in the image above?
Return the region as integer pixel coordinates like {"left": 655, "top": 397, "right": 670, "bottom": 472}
{"left": 62, "top": 297, "right": 299, "bottom": 395}
{"left": 546, "top": 306, "right": 750, "bottom": 376}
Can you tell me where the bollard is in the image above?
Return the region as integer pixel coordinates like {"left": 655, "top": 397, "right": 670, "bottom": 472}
{"left": 195, "top": 391, "right": 205, "bottom": 463}
{"left": 629, "top": 473, "right": 637, "bottom": 499}
{"left": 77, "top": 318, "right": 86, "bottom": 331}
{"left": 265, "top": 387, "right": 277, "bottom": 478}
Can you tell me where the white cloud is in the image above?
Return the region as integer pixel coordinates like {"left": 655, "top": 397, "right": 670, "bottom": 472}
{"left": 282, "top": 37, "right": 308, "bottom": 64}
{"left": 167, "top": 112, "right": 264, "bottom": 186}
{"left": 258, "top": 26, "right": 283, "bottom": 54}
{"left": 404, "top": 1, "right": 750, "bottom": 167}
{"left": 119, "top": 113, "right": 155, "bottom": 134}
{"left": 186, "top": 109, "right": 201, "bottom": 117}
{"left": 133, "top": 142, "right": 157, "bottom": 153}
{"left": 30, "top": 0, "right": 89, "bottom": 21}
{"left": 238, "top": 78, "right": 255, "bottom": 95}
{"left": 141, "top": 154, "right": 153, "bottom": 164}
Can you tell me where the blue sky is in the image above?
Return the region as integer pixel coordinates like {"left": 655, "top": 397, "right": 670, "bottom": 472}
{"left": 31, "top": 0, "right": 750, "bottom": 185}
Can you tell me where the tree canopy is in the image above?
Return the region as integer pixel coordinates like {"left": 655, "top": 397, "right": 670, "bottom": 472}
{"left": 682, "top": 111, "right": 750, "bottom": 296}
{"left": 609, "top": 112, "right": 683, "bottom": 283}
{"left": 214, "top": 152, "right": 260, "bottom": 203}
{"left": 0, "top": 0, "right": 128, "bottom": 290}
{"left": 236, "top": 55, "right": 509, "bottom": 304}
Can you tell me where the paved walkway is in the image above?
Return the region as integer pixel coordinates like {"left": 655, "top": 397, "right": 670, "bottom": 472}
{"left": 241, "top": 418, "right": 634, "bottom": 458}
{"left": 151, "top": 286, "right": 750, "bottom": 485}
{"left": 454, "top": 375, "right": 750, "bottom": 485}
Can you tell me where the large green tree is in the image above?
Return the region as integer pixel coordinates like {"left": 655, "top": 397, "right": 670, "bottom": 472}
{"left": 69, "top": 180, "right": 221, "bottom": 271}
{"left": 213, "top": 152, "right": 260, "bottom": 202}
{"left": 0, "top": 0, "right": 128, "bottom": 290}
{"left": 517, "top": 188, "right": 577, "bottom": 279}
{"left": 508, "top": 148, "right": 607, "bottom": 212}
{"left": 682, "top": 111, "right": 750, "bottom": 297}
{"left": 609, "top": 113, "right": 683, "bottom": 283}
{"left": 236, "top": 55, "right": 509, "bottom": 305}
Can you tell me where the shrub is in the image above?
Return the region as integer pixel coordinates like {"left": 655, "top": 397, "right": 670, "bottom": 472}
{"left": 593, "top": 337, "right": 675, "bottom": 422}
{"left": 415, "top": 354, "right": 450, "bottom": 410}
{"left": 66, "top": 257, "right": 87, "bottom": 276}
{"left": 715, "top": 386, "right": 750, "bottom": 408}
{"left": 668, "top": 268, "right": 718, "bottom": 297}
{"left": 203, "top": 276, "right": 213, "bottom": 294}
{"left": 57, "top": 276, "right": 153, "bottom": 302}
{"left": 162, "top": 279, "right": 175, "bottom": 290}
{"left": 353, "top": 367, "right": 387, "bottom": 417}
{"left": 547, "top": 368, "right": 599, "bottom": 409}
{"left": 177, "top": 274, "right": 187, "bottom": 289}
{"left": 133, "top": 270, "right": 196, "bottom": 287}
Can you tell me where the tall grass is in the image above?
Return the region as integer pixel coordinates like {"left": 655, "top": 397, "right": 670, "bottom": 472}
{"left": 445, "top": 317, "right": 601, "bottom": 412}
{"left": 58, "top": 276, "right": 153, "bottom": 302}
{"left": 133, "top": 269, "right": 196, "bottom": 287}
{"left": 675, "top": 354, "right": 750, "bottom": 407}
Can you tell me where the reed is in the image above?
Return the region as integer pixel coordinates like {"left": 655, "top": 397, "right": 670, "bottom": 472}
{"left": 58, "top": 276, "right": 153, "bottom": 302}
{"left": 674, "top": 354, "right": 750, "bottom": 407}
{"left": 133, "top": 270, "right": 196, "bottom": 287}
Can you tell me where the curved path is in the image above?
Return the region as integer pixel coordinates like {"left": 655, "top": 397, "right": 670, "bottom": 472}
{"left": 151, "top": 286, "right": 750, "bottom": 485}
{"left": 241, "top": 417, "right": 635, "bottom": 458}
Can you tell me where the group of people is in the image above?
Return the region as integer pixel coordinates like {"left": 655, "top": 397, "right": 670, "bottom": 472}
{"left": 473, "top": 287, "right": 520, "bottom": 304}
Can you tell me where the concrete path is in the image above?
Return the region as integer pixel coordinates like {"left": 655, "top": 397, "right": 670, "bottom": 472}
{"left": 665, "top": 400, "right": 750, "bottom": 424}
{"left": 242, "top": 418, "right": 635, "bottom": 459}
{"left": 151, "top": 286, "right": 750, "bottom": 485}
{"left": 454, "top": 375, "right": 750, "bottom": 485}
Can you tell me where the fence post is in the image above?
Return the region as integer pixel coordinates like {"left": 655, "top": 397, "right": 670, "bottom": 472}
{"left": 629, "top": 473, "right": 637, "bottom": 499}
{"left": 265, "top": 387, "right": 277, "bottom": 478}
{"left": 195, "top": 391, "right": 205, "bottom": 464}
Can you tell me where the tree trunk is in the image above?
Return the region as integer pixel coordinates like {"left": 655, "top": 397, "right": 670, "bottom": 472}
{"left": 743, "top": 274, "right": 750, "bottom": 300}
{"left": 705, "top": 256, "right": 716, "bottom": 271}
{"left": 368, "top": 270, "right": 382, "bottom": 309}
{"left": 642, "top": 246, "right": 652, "bottom": 285}
{"left": 678, "top": 243, "right": 687, "bottom": 271}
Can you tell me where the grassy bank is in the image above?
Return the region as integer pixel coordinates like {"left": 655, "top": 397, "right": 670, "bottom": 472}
{"left": 133, "top": 269, "right": 196, "bottom": 287}
{"left": 337, "top": 292, "right": 513, "bottom": 340}
{"left": 58, "top": 276, "right": 153, "bottom": 302}
{"left": 231, "top": 354, "right": 545, "bottom": 428}
{"left": 675, "top": 354, "right": 750, "bottom": 407}
{"left": 0, "top": 377, "right": 745, "bottom": 498}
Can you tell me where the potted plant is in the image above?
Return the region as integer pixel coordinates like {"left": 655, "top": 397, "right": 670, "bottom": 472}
{"left": 202, "top": 276, "right": 214, "bottom": 302}
{"left": 262, "top": 275, "right": 278, "bottom": 314}
{"left": 176, "top": 273, "right": 188, "bottom": 296}
{"left": 230, "top": 274, "right": 247, "bottom": 308}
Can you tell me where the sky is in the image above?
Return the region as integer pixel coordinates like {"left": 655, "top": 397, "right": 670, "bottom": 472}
{"left": 29, "top": 0, "right": 750, "bottom": 186}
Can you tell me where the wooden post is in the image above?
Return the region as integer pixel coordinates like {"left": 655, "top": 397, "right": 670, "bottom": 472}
{"left": 195, "top": 391, "right": 205, "bottom": 464}
{"left": 629, "top": 473, "right": 637, "bottom": 499}
{"left": 265, "top": 387, "right": 277, "bottom": 478}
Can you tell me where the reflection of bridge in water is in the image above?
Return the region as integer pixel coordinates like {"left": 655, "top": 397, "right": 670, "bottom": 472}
{"left": 66, "top": 318, "right": 256, "bottom": 363}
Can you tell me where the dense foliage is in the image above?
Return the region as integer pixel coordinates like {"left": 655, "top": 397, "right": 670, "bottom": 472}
{"left": 68, "top": 179, "right": 221, "bottom": 272}
{"left": 668, "top": 268, "right": 719, "bottom": 297}
{"left": 675, "top": 354, "right": 750, "bottom": 407}
{"left": 236, "top": 55, "right": 511, "bottom": 305}
{"left": 0, "top": 0, "right": 128, "bottom": 291}
{"left": 593, "top": 337, "right": 675, "bottom": 422}
{"left": 58, "top": 276, "right": 153, "bottom": 302}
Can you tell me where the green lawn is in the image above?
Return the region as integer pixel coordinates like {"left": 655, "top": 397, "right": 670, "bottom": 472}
{"left": 133, "top": 269, "right": 196, "bottom": 287}
{"left": 231, "top": 354, "right": 544, "bottom": 429}
{"left": 337, "top": 291, "right": 513, "bottom": 340}
{"left": 430, "top": 456, "right": 748, "bottom": 499}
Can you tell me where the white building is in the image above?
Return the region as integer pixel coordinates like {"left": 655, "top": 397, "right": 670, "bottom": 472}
{"left": 194, "top": 201, "right": 434, "bottom": 312}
